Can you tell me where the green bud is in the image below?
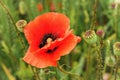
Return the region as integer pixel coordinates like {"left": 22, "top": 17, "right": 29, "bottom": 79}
{"left": 16, "top": 20, "right": 27, "bottom": 32}
{"left": 113, "top": 42, "right": 120, "bottom": 56}
{"left": 105, "top": 55, "right": 116, "bottom": 67}
{"left": 19, "top": 0, "right": 27, "bottom": 15}
{"left": 83, "top": 30, "right": 98, "bottom": 44}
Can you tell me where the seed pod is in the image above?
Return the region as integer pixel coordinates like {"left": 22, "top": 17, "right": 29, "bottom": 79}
{"left": 96, "top": 29, "right": 105, "bottom": 38}
{"left": 105, "top": 55, "right": 116, "bottom": 67}
{"left": 16, "top": 20, "right": 27, "bottom": 32}
{"left": 19, "top": 0, "right": 27, "bottom": 15}
{"left": 113, "top": 42, "right": 120, "bottom": 56}
{"left": 37, "top": 3, "right": 43, "bottom": 12}
{"left": 83, "top": 30, "right": 98, "bottom": 44}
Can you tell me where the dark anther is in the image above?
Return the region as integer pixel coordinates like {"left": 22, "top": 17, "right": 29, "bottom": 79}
{"left": 53, "top": 47, "right": 58, "bottom": 51}
{"left": 39, "top": 33, "right": 57, "bottom": 48}
{"left": 46, "top": 47, "right": 58, "bottom": 54}
{"left": 46, "top": 49, "right": 53, "bottom": 53}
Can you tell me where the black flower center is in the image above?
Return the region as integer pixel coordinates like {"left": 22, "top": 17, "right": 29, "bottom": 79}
{"left": 39, "top": 33, "right": 57, "bottom": 48}
{"left": 46, "top": 47, "right": 58, "bottom": 53}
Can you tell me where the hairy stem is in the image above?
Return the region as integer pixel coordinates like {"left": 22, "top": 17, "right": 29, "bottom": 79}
{"left": 57, "top": 63, "right": 83, "bottom": 80}
{"left": 90, "top": 0, "right": 98, "bottom": 30}
{"left": 0, "top": 1, "right": 41, "bottom": 80}
{"left": 0, "top": 0, "right": 26, "bottom": 51}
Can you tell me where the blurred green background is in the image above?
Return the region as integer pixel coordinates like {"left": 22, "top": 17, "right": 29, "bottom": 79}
{"left": 0, "top": 0, "right": 120, "bottom": 80}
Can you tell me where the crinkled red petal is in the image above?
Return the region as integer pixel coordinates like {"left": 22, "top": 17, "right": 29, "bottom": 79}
{"left": 23, "top": 46, "right": 57, "bottom": 68}
{"left": 24, "top": 12, "right": 70, "bottom": 46}
{"left": 34, "top": 12, "right": 70, "bottom": 38}
{"left": 23, "top": 31, "right": 81, "bottom": 68}
{"left": 24, "top": 21, "right": 42, "bottom": 46}
{"left": 35, "top": 31, "right": 81, "bottom": 61}
{"left": 54, "top": 33, "right": 81, "bottom": 57}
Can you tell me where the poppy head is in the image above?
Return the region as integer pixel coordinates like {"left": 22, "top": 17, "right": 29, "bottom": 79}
{"left": 37, "top": 3, "right": 43, "bottom": 12}
{"left": 23, "top": 12, "right": 81, "bottom": 68}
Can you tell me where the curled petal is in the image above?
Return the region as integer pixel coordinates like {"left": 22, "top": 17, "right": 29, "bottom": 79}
{"left": 24, "top": 12, "right": 70, "bottom": 46}
{"left": 23, "top": 46, "right": 57, "bottom": 68}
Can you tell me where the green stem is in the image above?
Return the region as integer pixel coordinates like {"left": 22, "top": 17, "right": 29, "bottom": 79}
{"left": 0, "top": 0, "right": 26, "bottom": 52}
{"left": 62, "top": 0, "right": 67, "bottom": 14}
{"left": 30, "top": 66, "right": 41, "bottom": 80}
{"left": 114, "top": 67, "right": 118, "bottom": 80}
{"left": 84, "top": 45, "right": 91, "bottom": 80}
{"left": 96, "top": 39, "right": 104, "bottom": 80}
{"left": 114, "top": 56, "right": 118, "bottom": 80}
{"left": 90, "top": 0, "right": 98, "bottom": 30}
{"left": 57, "top": 63, "right": 83, "bottom": 80}
{"left": 0, "top": 1, "right": 40, "bottom": 80}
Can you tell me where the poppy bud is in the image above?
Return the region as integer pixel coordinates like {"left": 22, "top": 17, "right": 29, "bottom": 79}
{"left": 50, "top": 2, "right": 56, "bottom": 11}
{"left": 16, "top": 20, "right": 27, "bottom": 32}
{"left": 111, "top": 3, "right": 117, "bottom": 9}
{"left": 105, "top": 55, "right": 116, "bottom": 67}
{"left": 19, "top": 0, "right": 27, "bottom": 15}
{"left": 96, "top": 29, "right": 105, "bottom": 38}
{"left": 103, "top": 73, "right": 111, "bottom": 80}
{"left": 113, "top": 42, "right": 120, "bottom": 56}
{"left": 37, "top": 3, "right": 43, "bottom": 12}
{"left": 83, "top": 30, "right": 98, "bottom": 44}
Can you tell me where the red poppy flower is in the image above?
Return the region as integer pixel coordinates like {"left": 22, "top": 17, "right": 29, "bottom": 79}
{"left": 23, "top": 12, "right": 81, "bottom": 68}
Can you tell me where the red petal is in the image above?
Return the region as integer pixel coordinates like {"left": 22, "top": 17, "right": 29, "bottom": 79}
{"left": 23, "top": 46, "right": 57, "bottom": 68}
{"left": 24, "top": 21, "right": 43, "bottom": 46}
{"left": 53, "top": 33, "right": 81, "bottom": 60}
{"left": 38, "top": 31, "right": 81, "bottom": 60}
{"left": 24, "top": 12, "right": 70, "bottom": 46}
{"left": 34, "top": 12, "right": 70, "bottom": 38}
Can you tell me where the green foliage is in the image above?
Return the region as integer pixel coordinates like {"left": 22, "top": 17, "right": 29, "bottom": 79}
{"left": 0, "top": 0, "right": 120, "bottom": 80}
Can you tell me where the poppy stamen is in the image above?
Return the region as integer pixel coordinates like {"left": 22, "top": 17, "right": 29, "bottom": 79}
{"left": 39, "top": 34, "right": 57, "bottom": 48}
{"left": 46, "top": 47, "right": 58, "bottom": 53}
{"left": 47, "top": 38, "right": 53, "bottom": 44}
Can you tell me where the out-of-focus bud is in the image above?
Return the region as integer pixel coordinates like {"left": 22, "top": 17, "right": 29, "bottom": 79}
{"left": 96, "top": 29, "right": 105, "bottom": 38}
{"left": 103, "top": 73, "right": 111, "bottom": 80}
{"left": 58, "top": 2, "right": 62, "bottom": 10}
{"left": 113, "top": 42, "right": 120, "bottom": 56}
{"left": 83, "top": 30, "right": 98, "bottom": 44}
{"left": 19, "top": 0, "right": 27, "bottom": 15}
{"left": 105, "top": 55, "right": 116, "bottom": 67}
{"left": 16, "top": 20, "right": 27, "bottom": 32}
{"left": 111, "top": 3, "right": 117, "bottom": 9}
{"left": 49, "top": 2, "right": 56, "bottom": 11}
{"left": 84, "top": 10, "right": 89, "bottom": 24}
{"left": 37, "top": 3, "right": 43, "bottom": 12}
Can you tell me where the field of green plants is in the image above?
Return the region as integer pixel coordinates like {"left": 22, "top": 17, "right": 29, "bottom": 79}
{"left": 0, "top": 0, "right": 120, "bottom": 80}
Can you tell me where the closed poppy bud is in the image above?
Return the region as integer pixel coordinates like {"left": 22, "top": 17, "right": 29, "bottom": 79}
{"left": 50, "top": 2, "right": 56, "bottom": 11}
{"left": 105, "top": 55, "right": 116, "bottom": 67}
{"left": 16, "top": 20, "right": 27, "bottom": 32}
{"left": 19, "top": 0, "right": 27, "bottom": 15}
{"left": 58, "top": 3, "right": 62, "bottom": 9}
{"left": 96, "top": 29, "right": 105, "bottom": 38}
{"left": 37, "top": 3, "right": 43, "bottom": 12}
{"left": 83, "top": 30, "right": 98, "bottom": 44}
{"left": 111, "top": 3, "right": 117, "bottom": 9}
{"left": 113, "top": 42, "right": 120, "bottom": 56}
{"left": 103, "top": 73, "right": 111, "bottom": 80}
